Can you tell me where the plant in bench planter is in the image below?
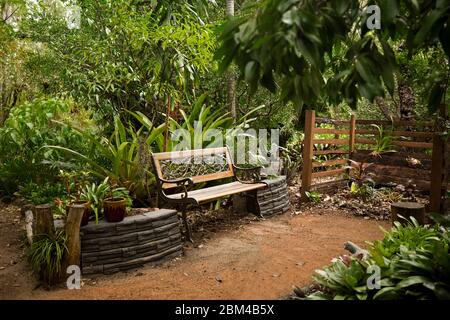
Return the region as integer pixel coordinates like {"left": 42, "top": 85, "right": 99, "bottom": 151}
{"left": 46, "top": 116, "right": 158, "bottom": 205}
{"left": 234, "top": 163, "right": 263, "bottom": 183}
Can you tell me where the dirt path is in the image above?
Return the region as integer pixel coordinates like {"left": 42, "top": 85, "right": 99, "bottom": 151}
{"left": 1, "top": 204, "right": 389, "bottom": 300}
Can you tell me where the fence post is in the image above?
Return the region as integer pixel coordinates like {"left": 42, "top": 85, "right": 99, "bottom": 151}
{"left": 301, "top": 110, "right": 315, "bottom": 202}
{"left": 429, "top": 105, "right": 448, "bottom": 214}
{"left": 349, "top": 114, "right": 356, "bottom": 155}
{"left": 346, "top": 114, "right": 357, "bottom": 179}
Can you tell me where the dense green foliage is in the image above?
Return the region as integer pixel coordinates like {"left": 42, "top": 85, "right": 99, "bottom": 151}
{"left": 307, "top": 217, "right": 450, "bottom": 300}
{"left": 47, "top": 116, "right": 155, "bottom": 204}
{"left": 19, "top": 0, "right": 217, "bottom": 119}
{"left": 1, "top": 1, "right": 448, "bottom": 212}
{"left": 217, "top": 0, "right": 449, "bottom": 113}
{"left": 0, "top": 98, "right": 96, "bottom": 197}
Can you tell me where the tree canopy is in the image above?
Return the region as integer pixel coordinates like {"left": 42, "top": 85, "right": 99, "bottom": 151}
{"left": 216, "top": 0, "right": 450, "bottom": 113}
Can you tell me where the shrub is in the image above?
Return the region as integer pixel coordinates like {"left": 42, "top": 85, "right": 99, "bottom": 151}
{"left": 18, "top": 181, "right": 66, "bottom": 205}
{"left": 305, "top": 217, "right": 450, "bottom": 300}
{"left": 279, "top": 131, "right": 304, "bottom": 184}
{"left": 28, "top": 230, "right": 68, "bottom": 286}
{"left": 48, "top": 116, "right": 155, "bottom": 205}
{"left": 49, "top": 95, "right": 264, "bottom": 205}
{"left": 0, "top": 98, "right": 97, "bottom": 197}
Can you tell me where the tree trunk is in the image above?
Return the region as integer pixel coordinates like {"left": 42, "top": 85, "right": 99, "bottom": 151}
{"left": 226, "top": 0, "right": 236, "bottom": 120}
{"left": 227, "top": 75, "right": 236, "bottom": 119}
{"left": 163, "top": 95, "right": 171, "bottom": 151}
{"left": 63, "top": 204, "right": 85, "bottom": 270}
{"left": 375, "top": 96, "right": 398, "bottom": 121}
{"left": 33, "top": 204, "right": 54, "bottom": 240}
{"left": 398, "top": 84, "right": 415, "bottom": 121}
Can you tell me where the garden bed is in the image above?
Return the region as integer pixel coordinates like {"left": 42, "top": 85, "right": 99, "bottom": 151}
{"left": 80, "top": 209, "right": 182, "bottom": 274}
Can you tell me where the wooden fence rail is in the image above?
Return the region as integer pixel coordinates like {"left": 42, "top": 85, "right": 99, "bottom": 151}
{"left": 301, "top": 107, "right": 448, "bottom": 214}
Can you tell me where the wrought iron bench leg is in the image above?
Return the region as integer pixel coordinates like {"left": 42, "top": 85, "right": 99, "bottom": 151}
{"left": 246, "top": 190, "right": 264, "bottom": 218}
{"left": 181, "top": 208, "right": 194, "bottom": 243}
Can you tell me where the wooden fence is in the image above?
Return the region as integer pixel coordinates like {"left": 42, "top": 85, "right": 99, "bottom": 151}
{"left": 301, "top": 106, "right": 449, "bottom": 214}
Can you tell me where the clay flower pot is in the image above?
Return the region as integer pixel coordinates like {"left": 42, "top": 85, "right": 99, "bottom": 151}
{"left": 103, "top": 197, "right": 127, "bottom": 223}
{"left": 67, "top": 200, "right": 92, "bottom": 226}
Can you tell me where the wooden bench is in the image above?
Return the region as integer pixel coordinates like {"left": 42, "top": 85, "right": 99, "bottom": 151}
{"left": 151, "top": 147, "right": 268, "bottom": 242}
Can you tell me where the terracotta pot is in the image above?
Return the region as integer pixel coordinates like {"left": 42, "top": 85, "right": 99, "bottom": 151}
{"left": 103, "top": 197, "right": 127, "bottom": 223}
{"left": 66, "top": 200, "right": 92, "bottom": 226}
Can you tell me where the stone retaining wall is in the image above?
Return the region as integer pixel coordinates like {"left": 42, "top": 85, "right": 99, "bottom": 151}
{"left": 80, "top": 209, "right": 182, "bottom": 274}
{"left": 257, "top": 176, "right": 291, "bottom": 217}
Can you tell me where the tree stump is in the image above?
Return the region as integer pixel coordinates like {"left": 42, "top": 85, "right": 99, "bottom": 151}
{"left": 33, "top": 204, "right": 54, "bottom": 239}
{"left": 391, "top": 202, "right": 426, "bottom": 225}
{"left": 64, "top": 204, "right": 85, "bottom": 270}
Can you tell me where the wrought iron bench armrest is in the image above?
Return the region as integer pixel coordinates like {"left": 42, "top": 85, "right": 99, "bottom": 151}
{"left": 157, "top": 177, "right": 195, "bottom": 201}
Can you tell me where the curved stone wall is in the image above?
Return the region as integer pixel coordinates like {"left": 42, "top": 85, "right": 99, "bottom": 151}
{"left": 257, "top": 176, "right": 291, "bottom": 217}
{"left": 80, "top": 209, "right": 182, "bottom": 274}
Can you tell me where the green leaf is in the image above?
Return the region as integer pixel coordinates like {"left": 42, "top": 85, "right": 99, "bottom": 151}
{"left": 396, "top": 276, "right": 431, "bottom": 289}
{"left": 244, "top": 61, "right": 258, "bottom": 83}
{"left": 373, "top": 286, "right": 398, "bottom": 300}
{"left": 413, "top": 10, "right": 445, "bottom": 47}
{"left": 355, "top": 57, "right": 374, "bottom": 83}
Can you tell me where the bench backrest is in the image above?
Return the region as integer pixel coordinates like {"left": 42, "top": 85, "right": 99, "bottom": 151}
{"left": 152, "top": 147, "right": 234, "bottom": 189}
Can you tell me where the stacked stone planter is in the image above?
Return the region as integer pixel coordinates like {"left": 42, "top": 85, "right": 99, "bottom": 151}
{"left": 256, "top": 176, "right": 291, "bottom": 217}
{"left": 80, "top": 209, "right": 182, "bottom": 275}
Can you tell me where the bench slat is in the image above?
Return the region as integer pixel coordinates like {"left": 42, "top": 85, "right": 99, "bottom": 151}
{"left": 162, "top": 171, "right": 234, "bottom": 189}
{"left": 167, "top": 181, "right": 267, "bottom": 203}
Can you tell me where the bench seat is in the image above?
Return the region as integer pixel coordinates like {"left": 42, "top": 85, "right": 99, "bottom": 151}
{"left": 167, "top": 181, "right": 267, "bottom": 204}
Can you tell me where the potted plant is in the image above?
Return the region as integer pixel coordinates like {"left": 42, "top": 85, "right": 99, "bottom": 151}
{"left": 79, "top": 177, "right": 111, "bottom": 224}
{"left": 59, "top": 170, "right": 92, "bottom": 226}
{"left": 103, "top": 184, "right": 132, "bottom": 223}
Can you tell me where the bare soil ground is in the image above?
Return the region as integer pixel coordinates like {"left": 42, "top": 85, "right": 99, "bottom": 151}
{"left": 0, "top": 202, "right": 389, "bottom": 300}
